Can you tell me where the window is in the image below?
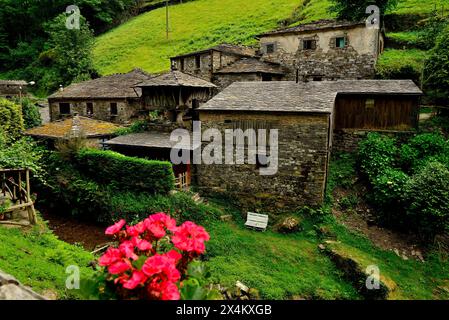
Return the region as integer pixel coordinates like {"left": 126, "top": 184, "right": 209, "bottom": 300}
{"left": 336, "top": 37, "right": 346, "bottom": 48}
{"left": 262, "top": 74, "right": 273, "bottom": 81}
{"left": 365, "top": 98, "right": 375, "bottom": 109}
{"left": 59, "top": 103, "right": 70, "bottom": 115}
{"left": 180, "top": 58, "right": 185, "bottom": 71}
{"left": 110, "top": 102, "right": 118, "bottom": 116}
{"left": 303, "top": 39, "right": 317, "bottom": 50}
{"left": 265, "top": 43, "right": 275, "bottom": 54}
{"left": 86, "top": 102, "right": 94, "bottom": 116}
{"left": 195, "top": 56, "right": 201, "bottom": 69}
{"left": 313, "top": 76, "right": 323, "bottom": 81}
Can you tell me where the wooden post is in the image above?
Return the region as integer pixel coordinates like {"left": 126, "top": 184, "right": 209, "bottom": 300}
{"left": 25, "top": 169, "right": 37, "bottom": 225}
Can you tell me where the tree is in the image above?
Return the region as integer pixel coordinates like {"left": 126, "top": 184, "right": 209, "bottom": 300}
{"left": 423, "top": 25, "right": 449, "bottom": 107}
{"left": 329, "top": 0, "right": 399, "bottom": 22}
{"left": 42, "top": 13, "right": 96, "bottom": 92}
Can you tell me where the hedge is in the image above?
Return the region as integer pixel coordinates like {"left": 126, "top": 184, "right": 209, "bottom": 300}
{"left": 75, "top": 148, "right": 175, "bottom": 194}
{"left": 0, "top": 98, "right": 24, "bottom": 141}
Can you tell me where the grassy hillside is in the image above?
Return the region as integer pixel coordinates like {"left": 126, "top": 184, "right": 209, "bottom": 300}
{"left": 93, "top": 0, "right": 446, "bottom": 76}
{"left": 93, "top": 0, "right": 301, "bottom": 75}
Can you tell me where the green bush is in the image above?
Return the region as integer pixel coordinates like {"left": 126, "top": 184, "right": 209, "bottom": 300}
{"left": 76, "top": 148, "right": 175, "bottom": 194}
{"left": 400, "top": 133, "right": 448, "bottom": 172}
{"left": 403, "top": 162, "right": 449, "bottom": 239}
{"left": 20, "top": 98, "right": 42, "bottom": 129}
{"left": 0, "top": 98, "right": 24, "bottom": 141}
{"left": 357, "top": 133, "right": 398, "bottom": 182}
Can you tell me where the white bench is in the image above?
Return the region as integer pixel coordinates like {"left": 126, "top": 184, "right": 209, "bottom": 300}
{"left": 245, "top": 212, "right": 269, "bottom": 231}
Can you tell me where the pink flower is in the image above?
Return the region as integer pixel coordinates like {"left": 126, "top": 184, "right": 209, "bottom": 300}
{"left": 119, "top": 240, "right": 139, "bottom": 261}
{"left": 123, "top": 270, "right": 147, "bottom": 290}
{"left": 141, "top": 254, "right": 180, "bottom": 283}
{"left": 172, "top": 221, "right": 210, "bottom": 254}
{"left": 99, "top": 248, "right": 121, "bottom": 267}
{"left": 147, "top": 278, "right": 180, "bottom": 301}
{"left": 126, "top": 222, "right": 146, "bottom": 237}
{"left": 166, "top": 249, "right": 182, "bottom": 263}
{"left": 161, "top": 282, "right": 180, "bottom": 300}
{"left": 108, "top": 260, "right": 131, "bottom": 275}
{"left": 144, "top": 213, "right": 177, "bottom": 239}
{"left": 105, "top": 219, "right": 126, "bottom": 235}
{"left": 132, "top": 237, "right": 152, "bottom": 251}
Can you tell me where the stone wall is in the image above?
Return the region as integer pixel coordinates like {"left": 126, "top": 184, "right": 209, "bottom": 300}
{"left": 332, "top": 129, "right": 416, "bottom": 153}
{"left": 212, "top": 73, "right": 284, "bottom": 90}
{"left": 48, "top": 98, "right": 144, "bottom": 124}
{"left": 196, "top": 111, "right": 331, "bottom": 215}
{"left": 0, "top": 84, "right": 26, "bottom": 98}
{"left": 259, "top": 26, "right": 381, "bottom": 80}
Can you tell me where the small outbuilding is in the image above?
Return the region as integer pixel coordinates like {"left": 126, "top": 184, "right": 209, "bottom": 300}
{"left": 196, "top": 80, "right": 422, "bottom": 213}
{"left": 0, "top": 80, "right": 28, "bottom": 99}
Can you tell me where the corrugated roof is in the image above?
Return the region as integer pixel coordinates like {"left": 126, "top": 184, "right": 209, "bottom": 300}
{"left": 25, "top": 116, "right": 121, "bottom": 139}
{"left": 104, "top": 131, "right": 197, "bottom": 150}
{"left": 134, "top": 70, "right": 216, "bottom": 88}
{"left": 171, "top": 43, "right": 256, "bottom": 59}
{"left": 215, "top": 58, "right": 286, "bottom": 75}
{"left": 47, "top": 69, "right": 152, "bottom": 100}
{"left": 257, "top": 19, "right": 365, "bottom": 37}
{"left": 198, "top": 80, "right": 422, "bottom": 113}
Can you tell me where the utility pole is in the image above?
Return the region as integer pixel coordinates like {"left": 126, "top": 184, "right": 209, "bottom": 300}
{"left": 166, "top": 0, "right": 169, "bottom": 39}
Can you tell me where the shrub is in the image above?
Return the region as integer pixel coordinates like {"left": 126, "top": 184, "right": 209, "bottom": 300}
{"left": 89, "top": 213, "right": 219, "bottom": 300}
{"left": 400, "top": 133, "right": 448, "bottom": 172}
{"left": 0, "top": 98, "right": 24, "bottom": 141}
{"left": 357, "top": 133, "right": 398, "bottom": 181}
{"left": 403, "top": 162, "right": 449, "bottom": 239}
{"left": 76, "top": 148, "right": 175, "bottom": 194}
{"left": 20, "top": 98, "right": 42, "bottom": 129}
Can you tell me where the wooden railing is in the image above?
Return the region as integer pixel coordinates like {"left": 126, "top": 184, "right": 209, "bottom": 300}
{"left": 0, "top": 168, "right": 37, "bottom": 226}
{"left": 175, "top": 172, "right": 190, "bottom": 191}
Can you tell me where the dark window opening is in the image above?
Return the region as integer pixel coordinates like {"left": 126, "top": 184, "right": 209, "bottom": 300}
{"left": 303, "top": 40, "right": 317, "bottom": 50}
{"left": 180, "top": 59, "right": 185, "bottom": 71}
{"left": 224, "top": 120, "right": 232, "bottom": 124}
{"left": 336, "top": 37, "right": 346, "bottom": 48}
{"left": 59, "top": 103, "right": 70, "bottom": 115}
{"left": 262, "top": 74, "right": 273, "bottom": 81}
{"left": 195, "top": 56, "right": 201, "bottom": 69}
{"left": 192, "top": 99, "right": 200, "bottom": 121}
{"left": 313, "top": 76, "right": 323, "bottom": 81}
{"left": 265, "top": 44, "right": 275, "bottom": 54}
{"left": 110, "top": 103, "right": 118, "bottom": 116}
{"left": 256, "top": 154, "right": 269, "bottom": 169}
{"left": 86, "top": 102, "right": 94, "bottom": 116}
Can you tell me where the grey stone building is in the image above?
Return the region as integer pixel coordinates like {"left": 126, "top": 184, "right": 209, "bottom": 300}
{"left": 47, "top": 69, "right": 152, "bottom": 124}
{"left": 196, "top": 80, "right": 421, "bottom": 214}
{"left": 257, "top": 19, "right": 385, "bottom": 81}
{"left": 0, "top": 80, "right": 28, "bottom": 99}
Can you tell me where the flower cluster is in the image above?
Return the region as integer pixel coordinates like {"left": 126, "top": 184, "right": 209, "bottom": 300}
{"left": 99, "top": 213, "right": 210, "bottom": 300}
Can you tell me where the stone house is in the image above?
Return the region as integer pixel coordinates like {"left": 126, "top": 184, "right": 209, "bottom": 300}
{"left": 170, "top": 44, "right": 286, "bottom": 90}
{"left": 195, "top": 80, "right": 421, "bottom": 214}
{"left": 47, "top": 69, "right": 152, "bottom": 124}
{"left": 0, "top": 80, "right": 28, "bottom": 99}
{"left": 257, "top": 19, "right": 385, "bottom": 81}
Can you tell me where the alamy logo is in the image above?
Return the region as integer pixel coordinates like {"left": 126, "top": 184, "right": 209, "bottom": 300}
{"left": 65, "top": 265, "right": 80, "bottom": 289}
{"left": 366, "top": 265, "right": 381, "bottom": 290}
{"left": 170, "top": 121, "right": 279, "bottom": 176}
{"left": 66, "top": 5, "right": 81, "bottom": 30}
{"left": 366, "top": 5, "right": 380, "bottom": 29}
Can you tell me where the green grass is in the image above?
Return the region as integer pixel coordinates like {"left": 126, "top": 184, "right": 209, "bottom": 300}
{"left": 387, "top": 31, "right": 421, "bottom": 47}
{"left": 376, "top": 48, "right": 428, "bottom": 79}
{"left": 0, "top": 220, "right": 94, "bottom": 299}
{"left": 93, "top": 0, "right": 302, "bottom": 75}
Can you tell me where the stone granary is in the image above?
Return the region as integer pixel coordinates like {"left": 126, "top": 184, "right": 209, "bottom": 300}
{"left": 0, "top": 80, "right": 28, "bottom": 99}
{"left": 47, "top": 69, "right": 152, "bottom": 124}
{"left": 196, "top": 80, "right": 422, "bottom": 214}
{"left": 257, "top": 19, "right": 385, "bottom": 81}
{"left": 170, "top": 44, "right": 286, "bottom": 90}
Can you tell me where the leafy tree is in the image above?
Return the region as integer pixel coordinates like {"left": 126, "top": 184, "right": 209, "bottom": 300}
{"left": 0, "top": 98, "right": 24, "bottom": 141}
{"left": 329, "top": 0, "right": 399, "bottom": 21}
{"left": 423, "top": 25, "right": 449, "bottom": 107}
{"left": 20, "top": 98, "right": 42, "bottom": 129}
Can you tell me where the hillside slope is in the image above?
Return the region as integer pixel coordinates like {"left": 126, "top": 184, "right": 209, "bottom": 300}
{"left": 93, "top": 0, "right": 446, "bottom": 76}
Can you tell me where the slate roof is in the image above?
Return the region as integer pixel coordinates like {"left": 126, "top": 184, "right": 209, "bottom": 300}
{"left": 171, "top": 43, "right": 256, "bottom": 59}
{"left": 215, "top": 58, "right": 286, "bottom": 75}
{"left": 25, "top": 116, "right": 121, "bottom": 139}
{"left": 47, "top": 69, "right": 152, "bottom": 100}
{"left": 257, "top": 19, "right": 365, "bottom": 37}
{"left": 0, "top": 80, "right": 28, "bottom": 86}
{"left": 134, "top": 70, "right": 216, "bottom": 88}
{"left": 198, "top": 80, "right": 422, "bottom": 114}
{"left": 104, "top": 131, "right": 197, "bottom": 150}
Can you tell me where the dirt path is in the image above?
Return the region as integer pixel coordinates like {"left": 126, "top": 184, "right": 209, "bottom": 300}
{"left": 40, "top": 211, "right": 110, "bottom": 251}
